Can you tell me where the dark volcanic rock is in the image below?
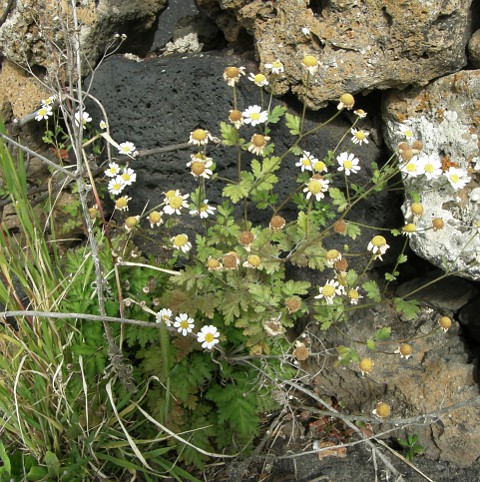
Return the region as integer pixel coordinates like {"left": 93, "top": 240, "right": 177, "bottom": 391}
{"left": 86, "top": 51, "right": 397, "bottom": 266}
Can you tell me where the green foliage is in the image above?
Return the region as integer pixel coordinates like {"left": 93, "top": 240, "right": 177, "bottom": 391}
{"left": 397, "top": 434, "right": 424, "bottom": 460}
{"left": 285, "top": 112, "right": 301, "bottom": 135}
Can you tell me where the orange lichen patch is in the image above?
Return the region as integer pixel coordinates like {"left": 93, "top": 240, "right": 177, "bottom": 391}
{"left": 441, "top": 155, "right": 458, "bottom": 173}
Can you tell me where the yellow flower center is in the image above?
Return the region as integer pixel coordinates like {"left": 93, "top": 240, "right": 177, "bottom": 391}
{"left": 254, "top": 74, "right": 266, "bottom": 83}
{"left": 165, "top": 190, "right": 176, "bottom": 198}
{"left": 149, "top": 211, "right": 161, "bottom": 224}
{"left": 339, "top": 93, "right": 354, "bottom": 108}
{"left": 404, "top": 130, "right": 413, "bottom": 138}
{"left": 308, "top": 179, "right": 322, "bottom": 194}
{"left": 371, "top": 235, "right": 386, "bottom": 247}
{"left": 121, "top": 172, "right": 131, "bottom": 182}
{"left": 359, "top": 358, "right": 373, "bottom": 372}
{"left": 302, "top": 158, "right": 312, "bottom": 166}
{"left": 322, "top": 284, "right": 335, "bottom": 297}
{"left": 112, "top": 182, "right": 122, "bottom": 191}
{"left": 169, "top": 196, "right": 183, "bottom": 209}
{"left": 199, "top": 204, "right": 208, "bottom": 212}
{"left": 125, "top": 216, "right": 138, "bottom": 229}
{"left": 348, "top": 289, "right": 359, "bottom": 300}
{"left": 424, "top": 164, "right": 434, "bottom": 173}
{"left": 250, "top": 112, "right": 260, "bottom": 121}
{"left": 204, "top": 333, "right": 215, "bottom": 343}
{"left": 406, "top": 162, "right": 416, "bottom": 172}
{"left": 302, "top": 55, "right": 317, "bottom": 67}
{"left": 313, "top": 161, "right": 326, "bottom": 172}
{"left": 247, "top": 254, "right": 261, "bottom": 267}
{"left": 326, "top": 249, "right": 340, "bottom": 261}
{"left": 173, "top": 234, "right": 188, "bottom": 247}
{"left": 180, "top": 320, "right": 190, "bottom": 329}
{"left": 402, "top": 223, "right": 416, "bottom": 233}
{"left": 191, "top": 129, "right": 207, "bottom": 141}
{"left": 344, "top": 160, "right": 353, "bottom": 170}
{"left": 116, "top": 197, "right": 128, "bottom": 209}
{"left": 207, "top": 258, "right": 221, "bottom": 270}
{"left": 355, "top": 131, "right": 365, "bottom": 140}
{"left": 399, "top": 343, "right": 412, "bottom": 356}
{"left": 411, "top": 202, "right": 423, "bottom": 216}
{"left": 450, "top": 174, "right": 459, "bottom": 183}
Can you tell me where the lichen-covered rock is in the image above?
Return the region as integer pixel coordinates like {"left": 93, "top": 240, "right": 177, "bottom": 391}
{"left": 382, "top": 70, "right": 480, "bottom": 280}
{"left": 198, "top": 0, "right": 474, "bottom": 110}
{"left": 0, "top": 0, "right": 166, "bottom": 71}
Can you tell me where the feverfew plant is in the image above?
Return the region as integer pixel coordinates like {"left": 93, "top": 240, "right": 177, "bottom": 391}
{"left": 20, "top": 43, "right": 472, "bottom": 479}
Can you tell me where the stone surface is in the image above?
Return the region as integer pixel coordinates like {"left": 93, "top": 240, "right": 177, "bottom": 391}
{"left": 84, "top": 51, "right": 399, "bottom": 267}
{"left": 0, "top": 0, "right": 166, "bottom": 71}
{"left": 306, "top": 302, "right": 480, "bottom": 467}
{"left": 469, "top": 29, "right": 480, "bottom": 68}
{"left": 382, "top": 70, "right": 480, "bottom": 280}
{"left": 0, "top": 59, "right": 49, "bottom": 118}
{"left": 197, "top": 0, "right": 474, "bottom": 110}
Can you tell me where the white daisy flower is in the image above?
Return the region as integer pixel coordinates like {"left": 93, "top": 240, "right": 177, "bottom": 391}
{"left": 105, "top": 162, "right": 121, "bottom": 177}
{"left": 74, "top": 110, "right": 92, "bottom": 128}
{"left": 41, "top": 95, "right": 57, "bottom": 106}
{"left": 156, "top": 308, "right": 173, "bottom": 326}
{"left": 419, "top": 154, "right": 442, "bottom": 180}
{"left": 108, "top": 176, "right": 126, "bottom": 195}
{"left": 187, "top": 154, "right": 214, "bottom": 179}
{"left": 118, "top": 141, "right": 137, "bottom": 156}
{"left": 163, "top": 190, "right": 189, "bottom": 215}
{"left": 174, "top": 313, "right": 195, "bottom": 336}
{"left": 302, "top": 55, "right": 318, "bottom": 75}
{"left": 444, "top": 167, "right": 469, "bottom": 190}
{"left": 242, "top": 105, "right": 268, "bottom": 126}
{"left": 248, "top": 72, "right": 269, "bottom": 87}
{"left": 35, "top": 105, "right": 53, "bottom": 121}
{"left": 304, "top": 175, "right": 329, "bottom": 201}
{"left": 296, "top": 150, "right": 318, "bottom": 172}
{"left": 314, "top": 279, "right": 345, "bottom": 305}
{"left": 337, "top": 152, "right": 361, "bottom": 176}
{"left": 223, "top": 66, "right": 246, "bottom": 86}
{"left": 350, "top": 128, "right": 369, "bottom": 146}
{"left": 348, "top": 287, "right": 363, "bottom": 305}
{"left": 114, "top": 195, "right": 131, "bottom": 211}
{"left": 367, "top": 235, "right": 390, "bottom": 261}
{"left": 264, "top": 60, "right": 284, "bottom": 75}
{"left": 197, "top": 325, "right": 220, "bottom": 350}
{"left": 189, "top": 128, "right": 212, "bottom": 146}
{"left": 171, "top": 234, "right": 192, "bottom": 253}
{"left": 400, "top": 156, "right": 424, "bottom": 177}
{"left": 190, "top": 200, "right": 216, "bottom": 219}
{"left": 120, "top": 167, "right": 136, "bottom": 185}
{"left": 99, "top": 120, "right": 108, "bottom": 129}
{"left": 397, "top": 122, "right": 414, "bottom": 140}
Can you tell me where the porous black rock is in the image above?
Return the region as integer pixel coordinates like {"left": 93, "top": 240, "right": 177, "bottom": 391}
{"left": 86, "top": 51, "right": 399, "bottom": 268}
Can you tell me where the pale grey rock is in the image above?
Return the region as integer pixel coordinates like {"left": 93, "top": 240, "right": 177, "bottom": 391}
{"left": 197, "top": 0, "right": 474, "bottom": 110}
{"left": 382, "top": 70, "right": 480, "bottom": 280}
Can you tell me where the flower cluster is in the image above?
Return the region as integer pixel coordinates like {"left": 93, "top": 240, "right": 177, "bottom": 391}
{"left": 35, "top": 95, "right": 57, "bottom": 121}
{"left": 155, "top": 310, "right": 220, "bottom": 350}
{"left": 397, "top": 124, "right": 470, "bottom": 191}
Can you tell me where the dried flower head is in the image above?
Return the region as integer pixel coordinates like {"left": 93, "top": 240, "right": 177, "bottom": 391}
{"left": 223, "top": 66, "right": 246, "bottom": 86}
{"left": 223, "top": 251, "right": 240, "bottom": 270}
{"left": 264, "top": 60, "right": 284, "bottom": 75}
{"left": 333, "top": 219, "right": 347, "bottom": 234}
{"left": 373, "top": 402, "right": 391, "bottom": 418}
{"left": 293, "top": 342, "right": 309, "bottom": 361}
{"left": 248, "top": 133, "right": 270, "bottom": 156}
{"left": 239, "top": 231, "right": 255, "bottom": 247}
{"left": 397, "top": 343, "right": 413, "bottom": 359}
{"left": 359, "top": 357, "right": 374, "bottom": 375}
{"left": 432, "top": 218, "right": 444, "bottom": 231}
{"left": 285, "top": 297, "right": 301, "bottom": 314}
{"left": 438, "top": 316, "right": 452, "bottom": 332}
{"left": 229, "top": 109, "right": 244, "bottom": 128}
{"left": 270, "top": 215, "right": 286, "bottom": 231}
